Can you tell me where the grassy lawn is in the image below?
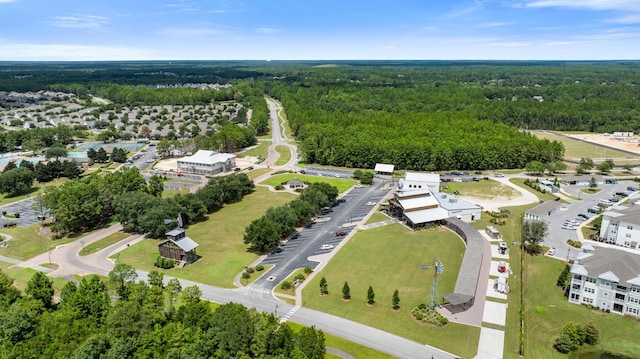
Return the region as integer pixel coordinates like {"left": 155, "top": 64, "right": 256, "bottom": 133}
{"left": 509, "top": 178, "right": 560, "bottom": 202}
{"left": 0, "top": 224, "right": 75, "bottom": 260}
{"left": 0, "top": 177, "right": 69, "bottom": 206}
{"left": 80, "top": 231, "right": 131, "bottom": 256}
{"left": 524, "top": 255, "right": 640, "bottom": 358}
{"left": 274, "top": 267, "right": 310, "bottom": 297}
{"left": 237, "top": 140, "right": 271, "bottom": 160}
{"left": 239, "top": 264, "right": 273, "bottom": 286}
{"left": 364, "top": 211, "right": 390, "bottom": 225}
{"left": 441, "top": 179, "right": 519, "bottom": 199}
{"left": 117, "top": 187, "right": 296, "bottom": 288}
{"left": 162, "top": 188, "right": 191, "bottom": 198}
{"left": 287, "top": 322, "right": 396, "bottom": 359}
{"left": 274, "top": 145, "right": 291, "bottom": 166}
{"left": 301, "top": 224, "right": 479, "bottom": 358}
{"left": 0, "top": 262, "right": 68, "bottom": 299}
{"left": 260, "top": 174, "right": 356, "bottom": 193}
{"left": 532, "top": 131, "right": 639, "bottom": 163}
{"left": 247, "top": 168, "right": 271, "bottom": 180}
{"left": 581, "top": 188, "right": 602, "bottom": 195}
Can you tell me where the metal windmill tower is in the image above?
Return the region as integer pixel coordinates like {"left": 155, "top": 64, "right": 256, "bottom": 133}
{"left": 421, "top": 258, "right": 444, "bottom": 311}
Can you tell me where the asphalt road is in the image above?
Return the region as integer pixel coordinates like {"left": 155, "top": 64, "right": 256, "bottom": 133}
{"left": 543, "top": 180, "right": 636, "bottom": 260}
{"left": 303, "top": 166, "right": 355, "bottom": 179}
{"left": 254, "top": 179, "right": 391, "bottom": 290}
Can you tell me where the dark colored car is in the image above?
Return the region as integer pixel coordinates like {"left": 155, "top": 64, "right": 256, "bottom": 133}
{"left": 336, "top": 231, "right": 348, "bottom": 237}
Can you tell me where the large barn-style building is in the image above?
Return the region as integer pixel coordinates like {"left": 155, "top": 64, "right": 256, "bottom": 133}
{"left": 388, "top": 172, "right": 482, "bottom": 228}
{"left": 158, "top": 227, "right": 199, "bottom": 264}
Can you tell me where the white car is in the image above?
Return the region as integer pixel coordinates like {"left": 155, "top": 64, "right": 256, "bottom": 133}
{"left": 320, "top": 244, "right": 334, "bottom": 250}
{"left": 334, "top": 174, "right": 340, "bottom": 178}
{"left": 548, "top": 247, "right": 556, "bottom": 256}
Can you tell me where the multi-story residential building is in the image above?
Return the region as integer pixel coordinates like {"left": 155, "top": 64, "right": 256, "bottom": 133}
{"left": 568, "top": 242, "right": 640, "bottom": 317}
{"left": 599, "top": 206, "right": 640, "bottom": 249}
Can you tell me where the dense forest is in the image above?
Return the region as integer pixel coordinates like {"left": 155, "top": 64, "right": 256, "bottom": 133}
{"left": 0, "top": 268, "right": 325, "bottom": 358}
{"left": 2, "top": 60, "right": 640, "bottom": 169}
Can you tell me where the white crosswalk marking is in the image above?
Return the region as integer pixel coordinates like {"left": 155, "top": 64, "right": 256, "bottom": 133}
{"left": 245, "top": 286, "right": 271, "bottom": 295}
{"left": 279, "top": 305, "right": 300, "bottom": 323}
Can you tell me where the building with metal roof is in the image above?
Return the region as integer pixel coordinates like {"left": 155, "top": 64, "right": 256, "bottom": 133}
{"left": 374, "top": 163, "right": 394, "bottom": 175}
{"left": 600, "top": 205, "right": 640, "bottom": 250}
{"left": 524, "top": 200, "right": 562, "bottom": 221}
{"left": 177, "top": 150, "right": 235, "bottom": 175}
{"left": 568, "top": 241, "right": 640, "bottom": 317}
{"left": 158, "top": 227, "right": 199, "bottom": 264}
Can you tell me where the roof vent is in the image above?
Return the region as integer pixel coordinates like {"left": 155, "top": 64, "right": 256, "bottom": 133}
{"left": 449, "top": 198, "right": 458, "bottom": 203}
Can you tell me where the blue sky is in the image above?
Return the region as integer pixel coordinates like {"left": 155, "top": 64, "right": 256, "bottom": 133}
{"left": 1, "top": 0, "right": 639, "bottom": 60}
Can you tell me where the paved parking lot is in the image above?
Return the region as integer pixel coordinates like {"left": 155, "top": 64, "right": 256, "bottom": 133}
{"left": 0, "top": 198, "right": 42, "bottom": 227}
{"left": 255, "top": 180, "right": 394, "bottom": 288}
{"left": 543, "top": 180, "right": 637, "bottom": 259}
{"left": 303, "top": 166, "right": 354, "bottom": 179}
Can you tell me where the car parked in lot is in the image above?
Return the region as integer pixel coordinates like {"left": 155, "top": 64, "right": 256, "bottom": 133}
{"left": 320, "top": 244, "right": 334, "bottom": 250}
{"left": 335, "top": 231, "right": 348, "bottom": 237}
{"left": 548, "top": 247, "right": 556, "bottom": 256}
{"left": 270, "top": 247, "right": 283, "bottom": 255}
{"left": 497, "top": 261, "right": 507, "bottom": 273}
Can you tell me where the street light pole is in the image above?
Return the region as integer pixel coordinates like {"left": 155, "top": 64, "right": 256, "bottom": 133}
{"left": 48, "top": 251, "right": 51, "bottom": 265}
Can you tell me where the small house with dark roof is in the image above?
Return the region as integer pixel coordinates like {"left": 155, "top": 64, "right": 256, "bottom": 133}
{"left": 287, "top": 177, "right": 305, "bottom": 189}
{"left": 158, "top": 227, "right": 199, "bottom": 264}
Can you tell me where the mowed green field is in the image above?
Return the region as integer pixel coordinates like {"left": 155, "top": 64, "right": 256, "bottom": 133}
{"left": 237, "top": 140, "right": 271, "bottom": 160}
{"left": 532, "top": 131, "right": 639, "bottom": 163}
{"left": 302, "top": 224, "right": 480, "bottom": 358}
{"left": 260, "top": 174, "right": 356, "bottom": 193}
{"left": 524, "top": 255, "right": 640, "bottom": 358}
{"left": 274, "top": 145, "right": 291, "bottom": 165}
{"left": 441, "top": 179, "right": 519, "bottom": 199}
{"left": 117, "top": 187, "right": 296, "bottom": 287}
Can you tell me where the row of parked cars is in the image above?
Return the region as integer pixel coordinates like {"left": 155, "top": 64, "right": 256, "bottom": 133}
{"left": 562, "top": 214, "right": 589, "bottom": 230}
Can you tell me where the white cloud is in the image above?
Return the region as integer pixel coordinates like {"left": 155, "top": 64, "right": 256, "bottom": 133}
{"left": 0, "top": 0, "right": 16, "bottom": 3}
{"left": 156, "top": 27, "right": 230, "bottom": 37}
{"left": 608, "top": 13, "right": 640, "bottom": 24}
{"left": 477, "top": 22, "right": 511, "bottom": 27}
{"left": 441, "top": 0, "right": 487, "bottom": 19}
{"left": 489, "top": 41, "right": 531, "bottom": 47}
{"left": 543, "top": 41, "right": 582, "bottom": 46}
{"left": 256, "top": 27, "right": 281, "bottom": 34}
{"left": 523, "top": 0, "right": 640, "bottom": 11}
{"left": 49, "top": 15, "right": 109, "bottom": 30}
{"left": 0, "top": 41, "right": 157, "bottom": 61}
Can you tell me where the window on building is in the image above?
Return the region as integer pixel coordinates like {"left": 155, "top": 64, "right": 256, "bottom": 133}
{"left": 628, "top": 225, "right": 634, "bottom": 230}
{"left": 626, "top": 233, "right": 632, "bottom": 238}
